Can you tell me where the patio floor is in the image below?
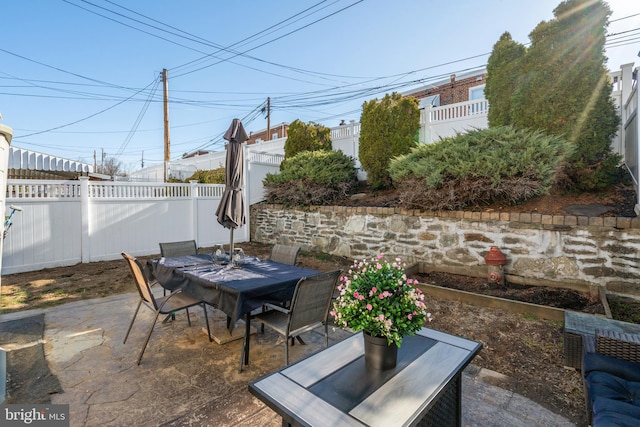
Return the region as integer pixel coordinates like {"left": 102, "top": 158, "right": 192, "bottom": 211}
{"left": 0, "top": 291, "right": 576, "bottom": 426}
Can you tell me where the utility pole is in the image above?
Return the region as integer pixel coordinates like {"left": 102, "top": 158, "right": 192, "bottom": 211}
{"left": 162, "top": 68, "right": 170, "bottom": 182}
{"left": 141, "top": 150, "right": 144, "bottom": 169}
{"left": 266, "top": 97, "right": 271, "bottom": 141}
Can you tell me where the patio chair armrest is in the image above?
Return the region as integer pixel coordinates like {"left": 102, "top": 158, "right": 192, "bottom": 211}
{"left": 156, "top": 289, "right": 186, "bottom": 312}
{"left": 263, "top": 302, "right": 290, "bottom": 314}
{"left": 596, "top": 328, "right": 640, "bottom": 364}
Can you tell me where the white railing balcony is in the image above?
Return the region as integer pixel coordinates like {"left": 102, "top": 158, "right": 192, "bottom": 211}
{"left": 429, "top": 99, "right": 489, "bottom": 122}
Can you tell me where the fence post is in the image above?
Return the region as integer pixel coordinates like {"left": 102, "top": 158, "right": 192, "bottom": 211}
{"left": 80, "top": 176, "right": 90, "bottom": 263}
{"left": 0, "top": 123, "right": 13, "bottom": 289}
{"left": 190, "top": 180, "right": 199, "bottom": 243}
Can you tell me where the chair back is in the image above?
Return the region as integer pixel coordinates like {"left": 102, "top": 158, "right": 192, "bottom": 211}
{"left": 288, "top": 270, "right": 341, "bottom": 333}
{"left": 159, "top": 240, "right": 198, "bottom": 257}
{"left": 122, "top": 252, "right": 158, "bottom": 310}
{"left": 270, "top": 244, "right": 301, "bottom": 265}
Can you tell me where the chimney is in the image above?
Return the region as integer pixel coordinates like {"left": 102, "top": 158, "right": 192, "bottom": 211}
{"left": 450, "top": 74, "right": 456, "bottom": 83}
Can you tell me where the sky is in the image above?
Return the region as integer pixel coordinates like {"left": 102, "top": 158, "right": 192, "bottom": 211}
{"left": 2, "top": 0, "right": 639, "bottom": 174}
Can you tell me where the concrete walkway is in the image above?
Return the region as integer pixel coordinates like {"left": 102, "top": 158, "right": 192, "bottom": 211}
{"left": 0, "top": 292, "right": 576, "bottom": 426}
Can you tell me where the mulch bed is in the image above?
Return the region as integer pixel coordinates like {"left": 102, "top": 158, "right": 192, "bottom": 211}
{"left": 416, "top": 271, "right": 606, "bottom": 315}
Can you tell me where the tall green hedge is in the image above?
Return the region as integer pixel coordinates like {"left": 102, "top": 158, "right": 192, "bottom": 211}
{"left": 484, "top": 0, "right": 620, "bottom": 190}
{"left": 485, "top": 32, "right": 525, "bottom": 127}
{"left": 359, "top": 92, "right": 420, "bottom": 189}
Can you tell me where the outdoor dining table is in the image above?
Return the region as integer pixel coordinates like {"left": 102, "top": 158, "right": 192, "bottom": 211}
{"left": 249, "top": 327, "right": 483, "bottom": 427}
{"left": 147, "top": 253, "right": 321, "bottom": 371}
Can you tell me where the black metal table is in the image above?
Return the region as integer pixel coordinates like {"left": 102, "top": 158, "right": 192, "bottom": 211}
{"left": 249, "top": 328, "right": 482, "bottom": 427}
{"left": 148, "top": 254, "right": 320, "bottom": 371}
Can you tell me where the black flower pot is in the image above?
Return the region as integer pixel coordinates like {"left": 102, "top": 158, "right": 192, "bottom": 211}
{"left": 363, "top": 332, "right": 398, "bottom": 370}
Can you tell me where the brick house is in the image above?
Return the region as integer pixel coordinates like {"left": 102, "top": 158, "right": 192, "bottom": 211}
{"left": 404, "top": 68, "right": 487, "bottom": 107}
{"left": 246, "top": 122, "right": 289, "bottom": 145}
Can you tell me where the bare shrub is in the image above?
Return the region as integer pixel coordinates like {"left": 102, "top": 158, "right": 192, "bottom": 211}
{"left": 398, "top": 175, "right": 543, "bottom": 211}
{"left": 264, "top": 179, "right": 356, "bottom": 207}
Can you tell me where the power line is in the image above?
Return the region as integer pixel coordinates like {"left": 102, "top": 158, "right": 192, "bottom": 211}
{"left": 113, "top": 76, "right": 161, "bottom": 159}
{"left": 171, "top": 1, "right": 364, "bottom": 79}
{"left": 18, "top": 78, "right": 158, "bottom": 138}
{"left": 65, "top": 0, "right": 368, "bottom": 87}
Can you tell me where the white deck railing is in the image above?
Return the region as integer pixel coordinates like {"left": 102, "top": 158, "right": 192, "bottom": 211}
{"left": 429, "top": 99, "right": 489, "bottom": 122}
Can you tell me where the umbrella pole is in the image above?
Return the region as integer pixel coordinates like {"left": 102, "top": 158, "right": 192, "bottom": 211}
{"left": 229, "top": 229, "right": 234, "bottom": 265}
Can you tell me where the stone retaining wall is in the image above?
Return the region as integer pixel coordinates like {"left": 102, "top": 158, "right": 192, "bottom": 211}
{"left": 250, "top": 204, "right": 640, "bottom": 298}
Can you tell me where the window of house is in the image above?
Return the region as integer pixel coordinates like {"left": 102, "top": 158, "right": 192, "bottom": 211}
{"left": 272, "top": 132, "right": 278, "bottom": 140}
{"left": 469, "top": 85, "right": 485, "bottom": 100}
{"left": 469, "top": 85, "right": 486, "bottom": 114}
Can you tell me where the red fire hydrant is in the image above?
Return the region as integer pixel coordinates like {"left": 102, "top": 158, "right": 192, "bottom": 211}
{"left": 484, "top": 246, "right": 507, "bottom": 286}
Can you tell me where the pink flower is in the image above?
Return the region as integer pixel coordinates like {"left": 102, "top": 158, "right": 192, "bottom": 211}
{"left": 407, "top": 314, "right": 413, "bottom": 320}
{"left": 366, "top": 303, "right": 372, "bottom": 311}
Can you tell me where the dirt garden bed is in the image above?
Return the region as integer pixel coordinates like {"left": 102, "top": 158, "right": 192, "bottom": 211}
{"left": 417, "top": 271, "right": 607, "bottom": 314}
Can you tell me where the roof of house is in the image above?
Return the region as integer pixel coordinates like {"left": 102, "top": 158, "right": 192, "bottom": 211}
{"left": 403, "top": 67, "right": 487, "bottom": 98}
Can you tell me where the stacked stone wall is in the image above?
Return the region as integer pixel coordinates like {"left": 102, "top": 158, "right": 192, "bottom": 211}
{"left": 251, "top": 204, "right": 640, "bottom": 297}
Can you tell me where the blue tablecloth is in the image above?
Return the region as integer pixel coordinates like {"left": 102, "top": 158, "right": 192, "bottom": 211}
{"left": 148, "top": 254, "right": 320, "bottom": 330}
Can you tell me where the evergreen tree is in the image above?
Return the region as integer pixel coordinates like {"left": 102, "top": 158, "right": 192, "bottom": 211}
{"left": 283, "top": 119, "right": 332, "bottom": 159}
{"left": 359, "top": 92, "right": 420, "bottom": 189}
{"left": 485, "top": 0, "right": 620, "bottom": 190}
{"left": 485, "top": 32, "right": 525, "bottom": 127}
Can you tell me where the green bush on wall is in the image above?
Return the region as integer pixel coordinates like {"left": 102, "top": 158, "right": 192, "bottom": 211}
{"left": 168, "top": 167, "right": 225, "bottom": 184}
{"left": 389, "top": 126, "right": 574, "bottom": 210}
{"left": 263, "top": 150, "right": 357, "bottom": 206}
{"left": 359, "top": 92, "right": 420, "bottom": 190}
{"left": 284, "top": 119, "right": 332, "bottom": 160}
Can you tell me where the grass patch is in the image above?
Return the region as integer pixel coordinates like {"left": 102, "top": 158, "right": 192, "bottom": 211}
{"left": 608, "top": 295, "right": 640, "bottom": 323}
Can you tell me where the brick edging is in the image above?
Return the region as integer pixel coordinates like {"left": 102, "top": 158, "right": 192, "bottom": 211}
{"left": 254, "top": 204, "right": 640, "bottom": 229}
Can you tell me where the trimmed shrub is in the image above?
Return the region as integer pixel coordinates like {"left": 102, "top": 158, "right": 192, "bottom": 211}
{"left": 184, "top": 167, "right": 226, "bottom": 184}
{"left": 359, "top": 92, "right": 420, "bottom": 189}
{"left": 284, "top": 119, "right": 332, "bottom": 159}
{"left": 389, "top": 126, "right": 573, "bottom": 210}
{"left": 263, "top": 150, "right": 356, "bottom": 206}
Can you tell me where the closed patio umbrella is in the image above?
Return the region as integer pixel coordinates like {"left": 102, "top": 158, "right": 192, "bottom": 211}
{"left": 216, "top": 118, "right": 249, "bottom": 261}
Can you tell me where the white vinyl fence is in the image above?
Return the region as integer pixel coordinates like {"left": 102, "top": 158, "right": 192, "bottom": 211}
{"left": 2, "top": 147, "right": 282, "bottom": 274}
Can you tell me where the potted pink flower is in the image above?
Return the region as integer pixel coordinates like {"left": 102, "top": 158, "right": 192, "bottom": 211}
{"left": 331, "top": 254, "right": 431, "bottom": 369}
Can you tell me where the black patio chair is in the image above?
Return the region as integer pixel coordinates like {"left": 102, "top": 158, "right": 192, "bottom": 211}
{"left": 122, "top": 252, "right": 212, "bottom": 365}
{"left": 253, "top": 270, "right": 341, "bottom": 366}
